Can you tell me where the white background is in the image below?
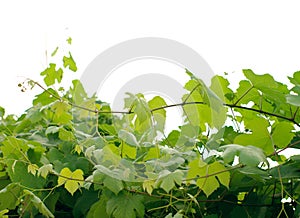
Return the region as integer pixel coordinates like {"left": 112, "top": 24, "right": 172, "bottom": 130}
{"left": 1, "top": 1, "right": 300, "bottom": 115}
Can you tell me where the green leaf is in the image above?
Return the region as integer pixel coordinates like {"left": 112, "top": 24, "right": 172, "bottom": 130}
{"left": 176, "top": 124, "right": 200, "bottom": 146}
{"left": 272, "top": 122, "right": 294, "bottom": 148}
{"left": 143, "top": 146, "right": 160, "bottom": 161}
{"left": 106, "top": 192, "right": 144, "bottom": 218}
{"left": 59, "top": 128, "right": 75, "bottom": 141}
{"left": 243, "top": 69, "right": 278, "bottom": 90}
{"left": 40, "top": 63, "right": 63, "bottom": 86}
{"left": 45, "top": 126, "right": 60, "bottom": 135}
{"left": 243, "top": 69, "right": 288, "bottom": 103}
{"left": 33, "top": 88, "right": 59, "bottom": 106}
{"left": 235, "top": 80, "right": 259, "bottom": 105}
{"left": 51, "top": 100, "right": 72, "bottom": 124}
{"left": 288, "top": 71, "right": 300, "bottom": 85}
{"left": 121, "top": 143, "right": 137, "bottom": 159}
{"left": 72, "top": 190, "right": 99, "bottom": 218}
{"left": 23, "top": 189, "right": 54, "bottom": 218}
{"left": 103, "top": 176, "right": 124, "bottom": 195}
{"left": 63, "top": 52, "right": 77, "bottom": 72}
{"left": 162, "top": 130, "right": 180, "bottom": 147}
{"left": 0, "top": 183, "right": 22, "bottom": 210}
{"left": 187, "top": 160, "right": 230, "bottom": 197}
{"left": 148, "top": 96, "right": 167, "bottom": 132}
{"left": 118, "top": 130, "right": 139, "bottom": 147}
{"left": 156, "top": 170, "right": 183, "bottom": 193}
{"left": 87, "top": 197, "right": 110, "bottom": 218}
{"left": 234, "top": 117, "right": 273, "bottom": 155}
{"left": 70, "top": 79, "right": 88, "bottom": 105}
{"left": 221, "top": 144, "right": 267, "bottom": 166}
{"left": 210, "top": 75, "right": 233, "bottom": 103}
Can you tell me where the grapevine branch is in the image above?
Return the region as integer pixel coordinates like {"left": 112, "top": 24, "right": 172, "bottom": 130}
{"left": 28, "top": 79, "right": 300, "bottom": 127}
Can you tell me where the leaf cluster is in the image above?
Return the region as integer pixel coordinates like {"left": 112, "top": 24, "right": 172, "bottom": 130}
{"left": 1, "top": 41, "right": 300, "bottom": 217}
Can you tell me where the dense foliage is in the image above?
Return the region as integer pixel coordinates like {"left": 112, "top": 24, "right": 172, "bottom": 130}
{"left": 1, "top": 41, "right": 300, "bottom": 217}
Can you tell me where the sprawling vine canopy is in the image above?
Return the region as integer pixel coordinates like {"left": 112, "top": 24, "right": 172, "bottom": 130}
{"left": 1, "top": 41, "right": 300, "bottom": 217}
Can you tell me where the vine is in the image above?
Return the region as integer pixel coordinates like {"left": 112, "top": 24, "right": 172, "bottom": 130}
{"left": 0, "top": 39, "right": 300, "bottom": 217}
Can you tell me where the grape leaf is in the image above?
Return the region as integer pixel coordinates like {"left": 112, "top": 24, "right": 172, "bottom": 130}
{"left": 121, "top": 143, "right": 137, "bottom": 159}
{"left": 59, "top": 128, "right": 75, "bottom": 141}
{"left": 87, "top": 197, "right": 109, "bottom": 218}
{"left": 27, "top": 164, "right": 39, "bottom": 176}
{"left": 57, "top": 168, "right": 84, "bottom": 195}
{"left": 106, "top": 192, "right": 144, "bottom": 218}
{"left": 161, "top": 130, "right": 180, "bottom": 147}
{"left": 221, "top": 144, "right": 267, "bottom": 166}
{"left": 234, "top": 117, "right": 273, "bottom": 154}
{"left": 63, "top": 52, "right": 77, "bottom": 72}
{"left": 286, "top": 94, "right": 300, "bottom": 107}
{"left": 66, "top": 37, "right": 72, "bottom": 45}
{"left": 70, "top": 79, "right": 87, "bottom": 105}
{"left": 143, "top": 180, "right": 155, "bottom": 195}
{"left": 51, "top": 101, "right": 72, "bottom": 124}
{"left": 156, "top": 170, "right": 183, "bottom": 193}
{"left": 103, "top": 176, "right": 124, "bottom": 195}
{"left": 33, "top": 88, "right": 59, "bottom": 106}
{"left": 40, "top": 63, "right": 63, "bottom": 86}
{"left": 187, "top": 160, "right": 230, "bottom": 197}
{"left": 272, "top": 122, "right": 294, "bottom": 148}
{"left": 118, "top": 130, "right": 139, "bottom": 147}
{"left": 0, "top": 183, "right": 22, "bottom": 210}
{"left": 23, "top": 189, "right": 54, "bottom": 218}
{"left": 148, "top": 96, "right": 167, "bottom": 132}
{"left": 38, "top": 164, "right": 53, "bottom": 179}
{"left": 210, "top": 75, "right": 233, "bottom": 103}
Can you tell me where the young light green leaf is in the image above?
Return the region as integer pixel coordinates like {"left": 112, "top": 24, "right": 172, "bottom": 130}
{"left": 27, "top": 164, "right": 39, "bottom": 176}
{"left": 143, "top": 180, "right": 155, "bottom": 195}
{"left": 38, "top": 164, "right": 53, "bottom": 179}
{"left": 0, "top": 209, "right": 9, "bottom": 218}
{"left": 40, "top": 63, "right": 63, "bottom": 86}
{"left": 63, "top": 52, "right": 77, "bottom": 72}
{"left": 57, "top": 167, "right": 84, "bottom": 195}
{"left": 66, "top": 37, "right": 72, "bottom": 45}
